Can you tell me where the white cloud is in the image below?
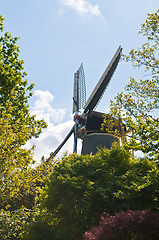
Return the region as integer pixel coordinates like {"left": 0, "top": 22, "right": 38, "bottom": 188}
{"left": 60, "top": 0, "right": 101, "bottom": 16}
{"left": 26, "top": 90, "right": 82, "bottom": 161}
{"left": 32, "top": 90, "right": 66, "bottom": 123}
{"left": 26, "top": 119, "right": 75, "bottom": 161}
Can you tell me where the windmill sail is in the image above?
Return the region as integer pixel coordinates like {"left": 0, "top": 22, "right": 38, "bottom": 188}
{"left": 73, "top": 63, "right": 86, "bottom": 113}
{"left": 47, "top": 126, "right": 74, "bottom": 161}
{"left": 72, "top": 63, "right": 86, "bottom": 153}
{"left": 73, "top": 71, "right": 79, "bottom": 112}
{"left": 83, "top": 46, "right": 122, "bottom": 115}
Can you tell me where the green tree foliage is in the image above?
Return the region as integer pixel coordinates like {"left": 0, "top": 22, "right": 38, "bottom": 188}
{"left": 114, "top": 157, "right": 159, "bottom": 212}
{"left": 23, "top": 220, "right": 75, "bottom": 240}
{"left": 0, "top": 15, "right": 48, "bottom": 209}
{"left": 0, "top": 104, "right": 55, "bottom": 238}
{"left": 0, "top": 103, "right": 54, "bottom": 238}
{"left": 0, "top": 16, "right": 52, "bottom": 239}
{"left": 0, "top": 106, "right": 35, "bottom": 210}
{"left": 102, "top": 9, "right": 159, "bottom": 159}
{"left": 0, "top": 107, "right": 53, "bottom": 210}
{"left": 0, "top": 15, "right": 48, "bottom": 210}
{"left": 38, "top": 146, "right": 158, "bottom": 240}
{"left": 39, "top": 146, "right": 131, "bottom": 239}
{"left": 38, "top": 146, "right": 159, "bottom": 240}
{"left": 0, "top": 158, "right": 55, "bottom": 240}
{"left": 0, "top": 15, "right": 47, "bottom": 138}
{"left": 0, "top": 207, "right": 33, "bottom": 240}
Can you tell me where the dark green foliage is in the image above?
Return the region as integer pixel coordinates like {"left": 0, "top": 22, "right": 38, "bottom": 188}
{"left": 115, "top": 158, "right": 159, "bottom": 211}
{"left": 39, "top": 146, "right": 159, "bottom": 239}
{"left": 24, "top": 221, "right": 75, "bottom": 240}
{"left": 25, "top": 222, "right": 56, "bottom": 240}
{"left": 39, "top": 146, "right": 131, "bottom": 239}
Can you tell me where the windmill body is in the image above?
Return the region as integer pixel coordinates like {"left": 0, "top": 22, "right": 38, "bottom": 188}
{"left": 48, "top": 46, "right": 124, "bottom": 160}
{"left": 80, "top": 110, "right": 126, "bottom": 155}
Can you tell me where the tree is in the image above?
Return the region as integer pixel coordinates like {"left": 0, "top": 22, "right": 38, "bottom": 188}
{"left": 38, "top": 147, "right": 158, "bottom": 240}
{"left": 38, "top": 146, "right": 133, "bottom": 239}
{"left": 0, "top": 15, "right": 47, "bottom": 139}
{"left": 0, "top": 16, "right": 52, "bottom": 239}
{"left": 0, "top": 103, "right": 54, "bottom": 239}
{"left": 84, "top": 210, "right": 159, "bottom": 240}
{"left": 0, "top": 15, "right": 48, "bottom": 210}
{"left": 113, "top": 156, "right": 159, "bottom": 212}
{"left": 102, "top": 9, "right": 159, "bottom": 159}
{"left": 0, "top": 206, "right": 33, "bottom": 240}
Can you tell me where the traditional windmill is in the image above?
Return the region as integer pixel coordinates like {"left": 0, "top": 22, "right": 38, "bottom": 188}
{"left": 48, "top": 46, "right": 125, "bottom": 160}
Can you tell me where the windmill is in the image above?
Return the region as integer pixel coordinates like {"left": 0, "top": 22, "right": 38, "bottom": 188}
{"left": 47, "top": 46, "right": 124, "bottom": 160}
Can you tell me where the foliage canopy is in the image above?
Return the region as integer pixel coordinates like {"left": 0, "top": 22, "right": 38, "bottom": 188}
{"left": 0, "top": 16, "right": 51, "bottom": 240}
{"left": 39, "top": 146, "right": 159, "bottom": 239}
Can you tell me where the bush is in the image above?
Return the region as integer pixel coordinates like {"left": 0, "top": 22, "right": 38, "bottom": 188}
{"left": 84, "top": 210, "right": 159, "bottom": 240}
{"left": 24, "top": 221, "right": 75, "bottom": 240}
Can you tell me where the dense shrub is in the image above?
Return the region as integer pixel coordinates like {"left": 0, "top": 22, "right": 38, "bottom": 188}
{"left": 84, "top": 210, "right": 159, "bottom": 240}
{"left": 24, "top": 221, "right": 75, "bottom": 240}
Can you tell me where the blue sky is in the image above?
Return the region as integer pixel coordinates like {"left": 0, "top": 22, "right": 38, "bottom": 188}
{"left": 1, "top": 0, "right": 158, "bottom": 160}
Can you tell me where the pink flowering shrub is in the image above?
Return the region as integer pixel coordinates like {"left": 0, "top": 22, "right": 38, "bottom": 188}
{"left": 84, "top": 210, "right": 159, "bottom": 240}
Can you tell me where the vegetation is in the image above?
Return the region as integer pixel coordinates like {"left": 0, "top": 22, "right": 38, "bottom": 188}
{"left": 38, "top": 146, "right": 131, "bottom": 239}
{"left": 37, "top": 147, "right": 158, "bottom": 240}
{"left": 0, "top": 16, "right": 47, "bottom": 139}
{"left": 0, "top": 14, "right": 48, "bottom": 208}
{"left": 84, "top": 210, "right": 159, "bottom": 240}
{"left": 0, "top": 15, "right": 53, "bottom": 239}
